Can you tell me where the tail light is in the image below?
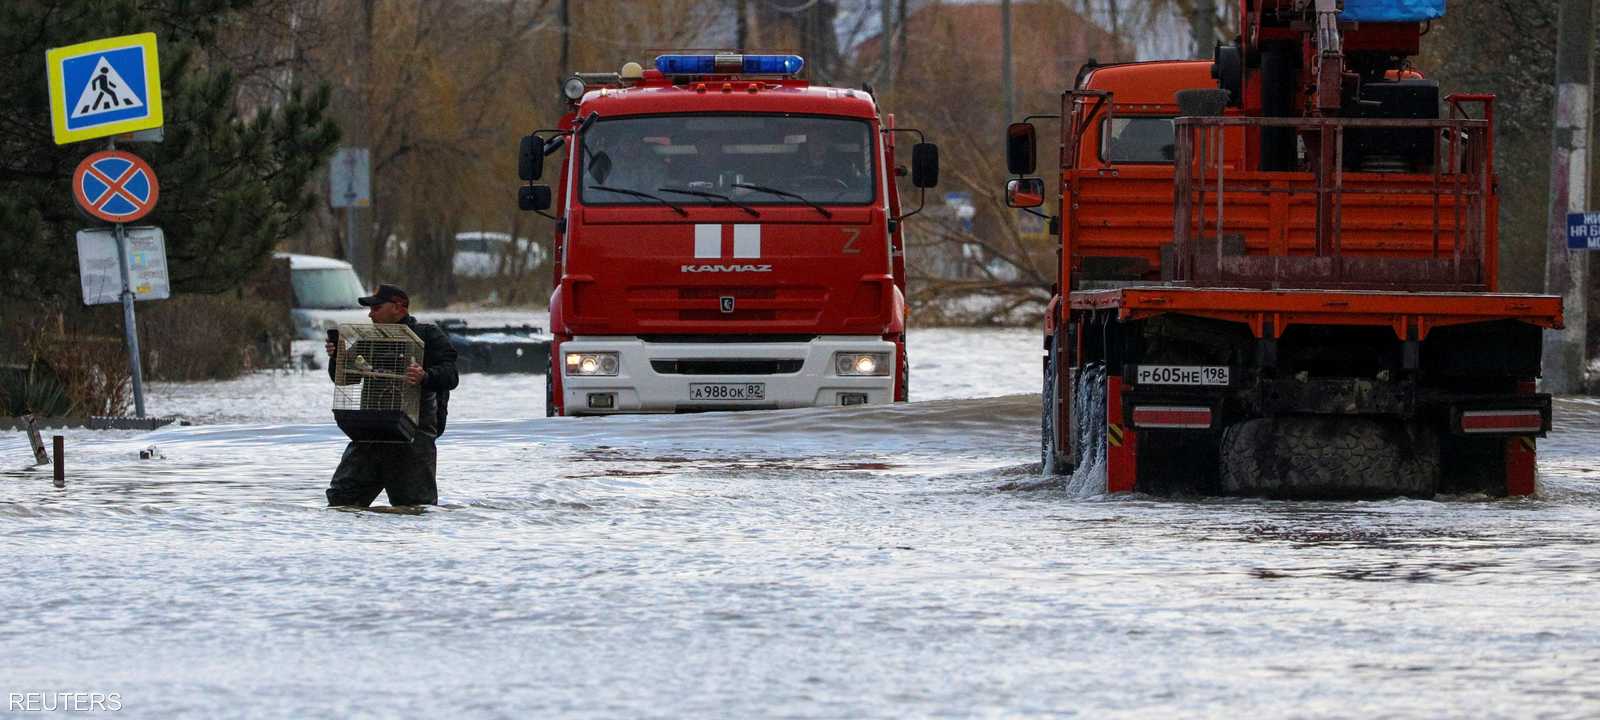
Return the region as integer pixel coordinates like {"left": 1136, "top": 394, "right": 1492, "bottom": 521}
{"left": 1132, "top": 405, "right": 1213, "bottom": 429}
{"left": 1459, "top": 409, "right": 1545, "bottom": 434}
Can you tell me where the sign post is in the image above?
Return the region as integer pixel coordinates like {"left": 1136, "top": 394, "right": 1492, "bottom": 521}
{"left": 72, "top": 149, "right": 162, "bottom": 418}
{"left": 50, "top": 33, "right": 168, "bottom": 418}
{"left": 114, "top": 222, "right": 147, "bottom": 417}
{"left": 330, "top": 147, "right": 372, "bottom": 284}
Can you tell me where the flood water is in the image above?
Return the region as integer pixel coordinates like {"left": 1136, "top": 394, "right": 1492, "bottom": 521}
{"left": 3, "top": 318, "right": 1599, "bottom": 718}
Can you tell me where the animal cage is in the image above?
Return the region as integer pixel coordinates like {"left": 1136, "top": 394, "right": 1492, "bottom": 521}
{"left": 331, "top": 323, "right": 424, "bottom": 442}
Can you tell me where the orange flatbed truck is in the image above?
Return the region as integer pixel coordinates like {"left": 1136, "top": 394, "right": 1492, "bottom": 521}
{"left": 1006, "top": 0, "right": 1563, "bottom": 497}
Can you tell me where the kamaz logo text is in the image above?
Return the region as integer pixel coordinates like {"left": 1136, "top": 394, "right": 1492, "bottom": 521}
{"left": 687, "top": 223, "right": 769, "bottom": 273}
{"left": 680, "top": 263, "right": 772, "bottom": 273}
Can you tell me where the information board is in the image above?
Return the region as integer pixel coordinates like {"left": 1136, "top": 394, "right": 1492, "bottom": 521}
{"left": 76, "top": 226, "right": 170, "bottom": 305}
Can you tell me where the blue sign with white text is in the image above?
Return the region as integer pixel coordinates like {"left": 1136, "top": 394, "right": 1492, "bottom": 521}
{"left": 1567, "top": 212, "right": 1600, "bottom": 250}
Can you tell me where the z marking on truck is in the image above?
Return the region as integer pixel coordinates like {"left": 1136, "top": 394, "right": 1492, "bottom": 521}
{"left": 842, "top": 227, "right": 861, "bottom": 254}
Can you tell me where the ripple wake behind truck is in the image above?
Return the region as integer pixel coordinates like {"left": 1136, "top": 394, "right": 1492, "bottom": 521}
{"left": 518, "top": 54, "right": 938, "bottom": 416}
{"left": 1009, "top": 0, "right": 1564, "bottom": 497}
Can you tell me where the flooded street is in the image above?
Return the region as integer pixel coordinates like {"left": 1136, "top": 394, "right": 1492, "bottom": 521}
{"left": 3, "top": 322, "right": 1600, "bottom": 718}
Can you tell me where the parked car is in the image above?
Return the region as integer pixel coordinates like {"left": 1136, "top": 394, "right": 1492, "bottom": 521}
{"left": 454, "top": 231, "right": 544, "bottom": 278}
{"left": 277, "top": 252, "right": 371, "bottom": 340}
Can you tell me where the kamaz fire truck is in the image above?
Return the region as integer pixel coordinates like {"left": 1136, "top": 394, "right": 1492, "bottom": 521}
{"left": 1006, "top": 0, "right": 1564, "bottom": 497}
{"left": 518, "top": 53, "right": 938, "bottom": 416}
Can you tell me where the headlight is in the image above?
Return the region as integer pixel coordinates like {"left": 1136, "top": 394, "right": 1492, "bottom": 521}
{"left": 835, "top": 352, "right": 890, "bottom": 376}
{"left": 565, "top": 352, "right": 619, "bottom": 376}
{"left": 562, "top": 76, "right": 587, "bottom": 101}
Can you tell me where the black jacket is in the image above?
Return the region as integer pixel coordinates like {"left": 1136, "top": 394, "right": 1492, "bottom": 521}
{"left": 330, "top": 316, "right": 459, "bottom": 435}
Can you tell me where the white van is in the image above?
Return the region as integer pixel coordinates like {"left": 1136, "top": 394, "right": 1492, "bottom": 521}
{"left": 277, "top": 252, "right": 371, "bottom": 340}
{"left": 454, "top": 231, "right": 544, "bottom": 278}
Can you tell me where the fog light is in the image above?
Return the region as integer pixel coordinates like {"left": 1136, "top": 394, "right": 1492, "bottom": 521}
{"left": 835, "top": 352, "right": 890, "bottom": 376}
{"left": 566, "top": 351, "right": 620, "bottom": 376}
{"left": 587, "top": 393, "right": 615, "bottom": 409}
{"left": 839, "top": 392, "right": 868, "bottom": 406}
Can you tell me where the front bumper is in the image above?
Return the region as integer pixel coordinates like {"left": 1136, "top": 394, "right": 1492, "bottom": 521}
{"left": 560, "top": 335, "right": 896, "bottom": 414}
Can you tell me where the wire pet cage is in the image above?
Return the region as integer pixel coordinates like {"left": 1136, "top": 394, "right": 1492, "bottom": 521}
{"left": 332, "top": 323, "right": 424, "bottom": 442}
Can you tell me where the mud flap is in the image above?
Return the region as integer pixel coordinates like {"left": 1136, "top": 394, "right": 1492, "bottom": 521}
{"left": 546, "top": 338, "right": 565, "bottom": 417}
{"left": 1505, "top": 436, "right": 1537, "bottom": 496}
{"left": 895, "top": 339, "right": 909, "bottom": 402}
{"left": 1106, "top": 375, "right": 1137, "bottom": 493}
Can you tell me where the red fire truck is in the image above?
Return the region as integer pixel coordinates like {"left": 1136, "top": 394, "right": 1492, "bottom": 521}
{"left": 1006, "top": 1, "right": 1564, "bottom": 497}
{"left": 519, "top": 54, "right": 938, "bottom": 416}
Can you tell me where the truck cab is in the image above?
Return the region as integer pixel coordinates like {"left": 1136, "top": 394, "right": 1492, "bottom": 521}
{"left": 520, "top": 54, "right": 938, "bottom": 415}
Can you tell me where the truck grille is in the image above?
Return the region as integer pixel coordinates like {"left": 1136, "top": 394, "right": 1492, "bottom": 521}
{"left": 651, "top": 359, "right": 804, "bottom": 375}
{"left": 625, "top": 285, "right": 827, "bottom": 324}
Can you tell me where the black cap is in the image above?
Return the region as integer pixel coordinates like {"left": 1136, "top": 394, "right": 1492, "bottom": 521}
{"left": 357, "top": 284, "right": 410, "bottom": 307}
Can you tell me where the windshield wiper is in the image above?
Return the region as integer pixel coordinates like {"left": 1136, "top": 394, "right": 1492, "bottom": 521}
{"left": 732, "top": 183, "right": 833, "bottom": 218}
{"left": 588, "top": 185, "right": 687, "bottom": 216}
{"left": 657, "top": 187, "right": 760, "bottom": 217}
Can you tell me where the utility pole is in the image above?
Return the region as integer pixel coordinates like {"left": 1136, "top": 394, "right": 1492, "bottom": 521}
{"left": 736, "top": 0, "right": 747, "bottom": 49}
{"left": 559, "top": 0, "right": 570, "bottom": 77}
{"left": 1192, "top": 0, "right": 1217, "bottom": 59}
{"left": 351, "top": 0, "right": 374, "bottom": 285}
{"left": 1543, "top": 0, "right": 1593, "bottom": 393}
{"left": 879, "top": 0, "right": 894, "bottom": 91}
{"left": 1001, "top": 0, "right": 1014, "bottom": 124}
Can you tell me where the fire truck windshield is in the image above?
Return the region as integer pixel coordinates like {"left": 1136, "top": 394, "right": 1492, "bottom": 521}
{"left": 580, "top": 114, "right": 875, "bottom": 206}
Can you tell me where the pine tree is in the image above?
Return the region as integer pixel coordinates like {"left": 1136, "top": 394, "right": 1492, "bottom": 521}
{"left": 0, "top": 0, "right": 341, "bottom": 303}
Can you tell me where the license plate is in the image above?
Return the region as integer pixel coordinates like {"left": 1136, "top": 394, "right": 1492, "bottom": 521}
{"left": 1136, "top": 365, "right": 1229, "bottom": 386}
{"left": 689, "top": 383, "right": 766, "bottom": 401}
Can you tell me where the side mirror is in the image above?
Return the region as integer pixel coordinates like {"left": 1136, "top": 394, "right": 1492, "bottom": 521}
{"left": 1006, "top": 122, "right": 1037, "bottom": 175}
{"left": 519, "top": 135, "right": 543, "bottom": 181}
{"left": 518, "top": 185, "right": 552, "bottom": 212}
{"left": 911, "top": 143, "right": 939, "bottom": 188}
{"left": 1006, "top": 178, "right": 1044, "bottom": 209}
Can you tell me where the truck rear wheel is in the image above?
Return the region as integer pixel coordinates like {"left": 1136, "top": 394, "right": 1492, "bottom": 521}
{"left": 1041, "top": 343, "right": 1063, "bottom": 475}
{"left": 1071, "top": 362, "right": 1108, "bottom": 474}
{"left": 1220, "top": 416, "right": 1439, "bottom": 499}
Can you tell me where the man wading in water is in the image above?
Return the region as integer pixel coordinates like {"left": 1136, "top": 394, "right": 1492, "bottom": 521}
{"left": 325, "top": 284, "right": 458, "bottom": 507}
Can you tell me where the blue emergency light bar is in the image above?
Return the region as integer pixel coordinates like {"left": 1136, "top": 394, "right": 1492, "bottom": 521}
{"left": 654, "top": 54, "right": 805, "bottom": 76}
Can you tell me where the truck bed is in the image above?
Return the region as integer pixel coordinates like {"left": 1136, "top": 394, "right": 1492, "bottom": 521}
{"left": 1070, "top": 286, "right": 1563, "bottom": 337}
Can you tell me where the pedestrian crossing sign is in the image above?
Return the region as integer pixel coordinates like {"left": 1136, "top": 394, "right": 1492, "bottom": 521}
{"left": 46, "top": 33, "right": 163, "bottom": 145}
